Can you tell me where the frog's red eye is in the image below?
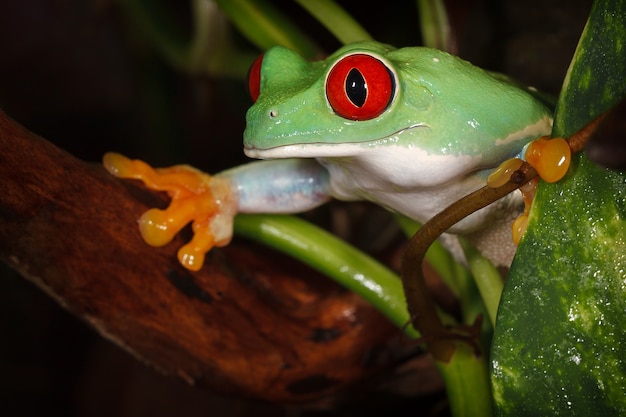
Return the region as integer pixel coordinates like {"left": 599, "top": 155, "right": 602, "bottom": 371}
{"left": 326, "top": 54, "right": 395, "bottom": 121}
{"left": 248, "top": 54, "right": 264, "bottom": 102}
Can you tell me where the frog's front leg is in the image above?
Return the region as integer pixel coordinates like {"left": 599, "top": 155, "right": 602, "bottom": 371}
{"left": 220, "top": 158, "right": 331, "bottom": 214}
{"left": 103, "top": 154, "right": 331, "bottom": 270}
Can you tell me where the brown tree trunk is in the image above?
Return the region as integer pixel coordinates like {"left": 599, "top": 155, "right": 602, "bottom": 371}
{"left": 0, "top": 110, "right": 439, "bottom": 405}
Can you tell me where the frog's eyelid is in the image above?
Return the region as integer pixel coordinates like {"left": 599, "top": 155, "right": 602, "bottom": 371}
{"left": 247, "top": 54, "right": 264, "bottom": 102}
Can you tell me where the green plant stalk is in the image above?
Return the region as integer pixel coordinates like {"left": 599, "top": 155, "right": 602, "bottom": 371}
{"left": 188, "top": 0, "right": 220, "bottom": 71}
{"left": 214, "top": 0, "right": 320, "bottom": 58}
{"left": 188, "top": 0, "right": 255, "bottom": 78}
{"left": 294, "top": 0, "right": 373, "bottom": 44}
{"left": 439, "top": 343, "right": 493, "bottom": 417}
{"left": 417, "top": 0, "right": 453, "bottom": 52}
{"left": 233, "top": 214, "right": 418, "bottom": 337}
{"left": 460, "top": 239, "right": 503, "bottom": 328}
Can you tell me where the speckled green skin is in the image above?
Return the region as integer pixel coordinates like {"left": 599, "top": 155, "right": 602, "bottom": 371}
{"left": 491, "top": 154, "right": 626, "bottom": 415}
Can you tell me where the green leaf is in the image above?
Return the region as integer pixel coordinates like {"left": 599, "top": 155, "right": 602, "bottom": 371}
{"left": 491, "top": 155, "right": 626, "bottom": 415}
{"left": 491, "top": 0, "right": 626, "bottom": 414}
{"left": 553, "top": 0, "right": 626, "bottom": 138}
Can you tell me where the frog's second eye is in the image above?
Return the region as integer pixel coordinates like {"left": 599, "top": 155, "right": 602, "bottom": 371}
{"left": 326, "top": 54, "right": 395, "bottom": 121}
{"left": 248, "top": 54, "right": 264, "bottom": 102}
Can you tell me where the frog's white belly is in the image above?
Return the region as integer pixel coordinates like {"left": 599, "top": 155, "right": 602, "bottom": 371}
{"left": 317, "top": 144, "right": 522, "bottom": 235}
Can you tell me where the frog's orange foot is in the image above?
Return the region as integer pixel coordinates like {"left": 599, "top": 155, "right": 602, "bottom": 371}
{"left": 103, "top": 152, "right": 237, "bottom": 271}
{"left": 486, "top": 137, "right": 572, "bottom": 245}
{"left": 525, "top": 136, "right": 571, "bottom": 183}
{"left": 511, "top": 177, "right": 539, "bottom": 244}
{"left": 514, "top": 136, "right": 572, "bottom": 243}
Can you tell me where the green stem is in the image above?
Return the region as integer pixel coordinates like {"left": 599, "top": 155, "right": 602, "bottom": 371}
{"left": 188, "top": 0, "right": 219, "bottom": 71}
{"left": 189, "top": 0, "right": 258, "bottom": 79}
{"left": 233, "top": 214, "right": 418, "bottom": 337}
{"left": 417, "top": 0, "right": 454, "bottom": 52}
{"left": 294, "top": 0, "right": 373, "bottom": 44}
{"left": 214, "top": 0, "right": 320, "bottom": 58}
{"left": 438, "top": 343, "right": 493, "bottom": 417}
{"left": 460, "top": 239, "right": 503, "bottom": 328}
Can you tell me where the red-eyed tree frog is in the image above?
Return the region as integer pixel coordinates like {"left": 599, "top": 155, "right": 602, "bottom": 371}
{"left": 104, "top": 41, "right": 555, "bottom": 271}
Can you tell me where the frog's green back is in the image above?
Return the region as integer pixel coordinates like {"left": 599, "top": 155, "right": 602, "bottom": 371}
{"left": 388, "top": 46, "right": 552, "bottom": 158}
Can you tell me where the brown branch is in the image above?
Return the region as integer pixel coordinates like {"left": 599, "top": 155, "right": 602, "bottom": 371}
{"left": 0, "top": 110, "right": 439, "bottom": 404}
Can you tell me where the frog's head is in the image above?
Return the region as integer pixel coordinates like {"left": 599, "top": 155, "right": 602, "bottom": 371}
{"left": 243, "top": 41, "right": 552, "bottom": 172}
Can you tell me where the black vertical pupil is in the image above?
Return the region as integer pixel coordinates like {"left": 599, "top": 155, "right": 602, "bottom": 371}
{"left": 345, "top": 68, "right": 367, "bottom": 107}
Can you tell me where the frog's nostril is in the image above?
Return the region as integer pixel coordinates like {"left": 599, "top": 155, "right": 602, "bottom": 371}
{"left": 269, "top": 109, "right": 279, "bottom": 118}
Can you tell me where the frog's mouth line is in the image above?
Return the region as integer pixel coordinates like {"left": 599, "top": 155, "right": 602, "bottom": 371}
{"left": 244, "top": 123, "right": 428, "bottom": 159}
